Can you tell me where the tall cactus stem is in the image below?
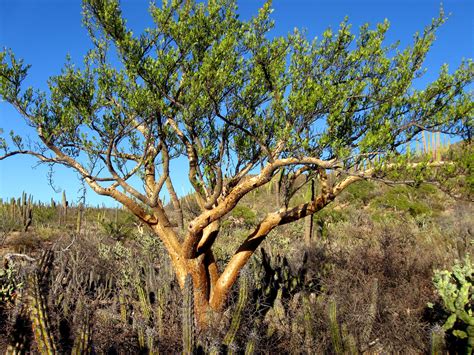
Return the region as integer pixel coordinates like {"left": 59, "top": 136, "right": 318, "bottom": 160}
{"left": 328, "top": 298, "right": 343, "bottom": 355}
{"left": 224, "top": 273, "right": 249, "bottom": 347}
{"left": 182, "top": 275, "right": 195, "bottom": 355}
{"left": 28, "top": 273, "right": 57, "bottom": 354}
{"left": 430, "top": 325, "right": 445, "bottom": 355}
{"left": 361, "top": 278, "right": 378, "bottom": 345}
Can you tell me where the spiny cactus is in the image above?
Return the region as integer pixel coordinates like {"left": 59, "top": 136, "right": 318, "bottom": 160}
{"left": 430, "top": 325, "right": 446, "bottom": 355}
{"left": 119, "top": 291, "right": 128, "bottom": 324}
{"left": 328, "top": 298, "right": 360, "bottom": 355}
{"left": 27, "top": 272, "right": 57, "bottom": 354}
{"left": 361, "top": 278, "right": 378, "bottom": 346}
{"left": 431, "top": 255, "right": 473, "bottom": 354}
{"left": 72, "top": 312, "right": 91, "bottom": 355}
{"left": 302, "top": 294, "right": 315, "bottom": 351}
{"left": 328, "top": 298, "right": 343, "bottom": 355}
{"left": 75, "top": 202, "right": 83, "bottom": 234}
{"left": 182, "top": 274, "right": 195, "bottom": 355}
{"left": 244, "top": 328, "right": 258, "bottom": 355}
{"left": 156, "top": 286, "right": 167, "bottom": 338}
{"left": 223, "top": 273, "right": 249, "bottom": 348}
{"left": 21, "top": 191, "right": 33, "bottom": 232}
{"left": 5, "top": 344, "right": 24, "bottom": 355}
{"left": 146, "top": 327, "right": 158, "bottom": 355}
{"left": 137, "top": 323, "right": 146, "bottom": 350}
{"left": 61, "top": 190, "right": 68, "bottom": 226}
{"left": 136, "top": 282, "right": 152, "bottom": 321}
{"left": 341, "top": 323, "right": 358, "bottom": 355}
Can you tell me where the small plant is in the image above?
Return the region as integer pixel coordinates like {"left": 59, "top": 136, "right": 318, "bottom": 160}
{"left": 230, "top": 205, "right": 257, "bottom": 227}
{"left": 430, "top": 255, "right": 474, "bottom": 354}
{"left": 98, "top": 216, "right": 133, "bottom": 241}
{"left": 0, "top": 265, "right": 23, "bottom": 304}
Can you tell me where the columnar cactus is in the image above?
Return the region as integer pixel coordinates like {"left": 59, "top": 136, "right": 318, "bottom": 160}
{"left": 223, "top": 273, "right": 249, "bottom": 348}
{"left": 361, "top": 278, "right": 378, "bottom": 345}
{"left": 136, "top": 282, "right": 152, "bottom": 321}
{"left": 182, "top": 275, "right": 195, "bottom": 354}
{"left": 156, "top": 286, "right": 166, "bottom": 338}
{"left": 61, "top": 190, "right": 68, "bottom": 226}
{"left": 302, "top": 294, "right": 315, "bottom": 351}
{"left": 27, "top": 272, "right": 57, "bottom": 354}
{"left": 75, "top": 202, "right": 83, "bottom": 234}
{"left": 21, "top": 192, "right": 33, "bottom": 232}
{"left": 119, "top": 291, "right": 128, "bottom": 324}
{"left": 328, "top": 298, "right": 343, "bottom": 355}
{"left": 430, "top": 325, "right": 446, "bottom": 355}
{"left": 72, "top": 314, "right": 91, "bottom": 355}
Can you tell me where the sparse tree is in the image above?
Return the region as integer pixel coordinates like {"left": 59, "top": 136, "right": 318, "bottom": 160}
{"left": 0, "top": 0, "right": 472, "bottom": 325}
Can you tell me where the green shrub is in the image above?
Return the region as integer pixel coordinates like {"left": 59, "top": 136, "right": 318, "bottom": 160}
{"left": 370, "top": 186, "right": 431, "bottom": 217}
{"left": 430, "top": 255, "right": 474, "bottom": 354}
{"left": 0, "top": 265, "right": 23, "bottom": 304}
{"left": 343, "top": 180, "right": 378, "bottom": 205}
{"left": 230, "top": 205, "right": 257, "bottom": 226}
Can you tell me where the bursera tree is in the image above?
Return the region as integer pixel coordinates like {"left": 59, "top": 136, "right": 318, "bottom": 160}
{"left": 0, "top": 0, "right": 473, "bottom": 325}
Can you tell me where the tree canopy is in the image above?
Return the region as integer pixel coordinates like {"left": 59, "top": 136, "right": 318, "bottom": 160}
{"left": 0, "top": 0, "right": 473, "bottom": 320}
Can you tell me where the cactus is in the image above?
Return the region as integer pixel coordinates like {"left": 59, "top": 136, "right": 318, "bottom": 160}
{"left": 136, "top": 282, "right": 152, "bottom": 321}
{"left": 61, "top": 190, "right": 68, "bottom": 226}
{"left": 431, "top": 255, "right": 474, "bottom": 354}
{"left": 302, "top": 294, "right": 315, "bottom": 351}
{"left": 182, "top": 274, "right": 195, "bottom": 355}
{"left": 361, "top": 278, "right": 378, "bottom": 345}
{"left": 21, "top": 192, "right": 33, "bottom": 232}
{"left": 430, "top": 325, "right": 446, "bottom": 355}
{"left": 5, "top": 343, "right": 24, "bottom": 355}
{"left": 341, "top": 324, "right": 358, "bottom": 355}
{"left": 244, "top": 332, "right": 257, "bottom": 355}
{"left": 223, "top": 273, "right": 249, "bottom": 348}
{"left": 137, "top": 324, "right": 146, "bottom": 349}
{"left": 27, "top": 272, "right": 57, "bottom": 354}
{"left": 119, "top": 291, "right": 128, "bottom": 324}
{"left": 75, "top": 202, "right": 83, "bottom": 234}
{"left": 156, "top": 286, "right": 166, "bottom": 338}
{"left": 328, "top": 298, "right": 343, "bottom": 355}
{"left": 72, "top": 312, "right": 91, "bottom": 355}
{"left": 146, "top": 327, "right": 157, "bottom": 355}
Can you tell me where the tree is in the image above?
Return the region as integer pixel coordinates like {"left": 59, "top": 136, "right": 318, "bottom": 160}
{"left": 0, "top": 0, "right": 472, "bottom": 326}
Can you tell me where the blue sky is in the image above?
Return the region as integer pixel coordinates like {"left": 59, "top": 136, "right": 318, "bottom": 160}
{"left": 0, "top": 0, "right": 473, "bottom": 207}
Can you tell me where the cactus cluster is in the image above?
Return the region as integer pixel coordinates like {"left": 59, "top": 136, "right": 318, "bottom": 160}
{"left": 431, "top": 255, "right": 474, "bottom": 354}
{"left": 328, "top": 298, "right": 358, "bottom": 355}
{"left": 252, "top": 248, "right": 313, "bottom": 310}
{"left": 27, "top": 271, "right": 57, "bottom": 353}
{"left": 0, "top": 264, "right": 23, "bottom": 303}
{"left": 4, "top": 192, "right": 34, "bottom": 232}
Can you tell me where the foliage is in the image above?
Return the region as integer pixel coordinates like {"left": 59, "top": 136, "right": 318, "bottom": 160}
{"left": 341, "top": 180, "right": 378, "bottom": 205}
{"left": 98, "top": 216, "right": 134, "bottom": 241}
{"left": 0, "top": 265, "right": 23, "bottom": 304}
{"left": 430, "top": 255, "right": 474, "bottom": 353}
{"left": 371, "top": 185, "right": 431, "bottom": 217}
{"left": 230, "top": 205, "right": 257, "bottom": 226}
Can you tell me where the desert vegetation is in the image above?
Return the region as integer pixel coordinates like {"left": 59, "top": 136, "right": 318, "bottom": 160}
{"left": 0, "top": 0, "right": 473, "bottom": 353}
{"left": 1, "top": 143, "right": 473, "bottom": 353}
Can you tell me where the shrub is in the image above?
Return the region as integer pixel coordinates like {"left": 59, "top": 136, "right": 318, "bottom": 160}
{"left": 430, "top": 255, "right": 474, "bottom": 354}
{"left": 370, "top": 186, "right": 431, "bottom": 217}
{"left": 230, "top": 205, "right": 257, "bottom": 226}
